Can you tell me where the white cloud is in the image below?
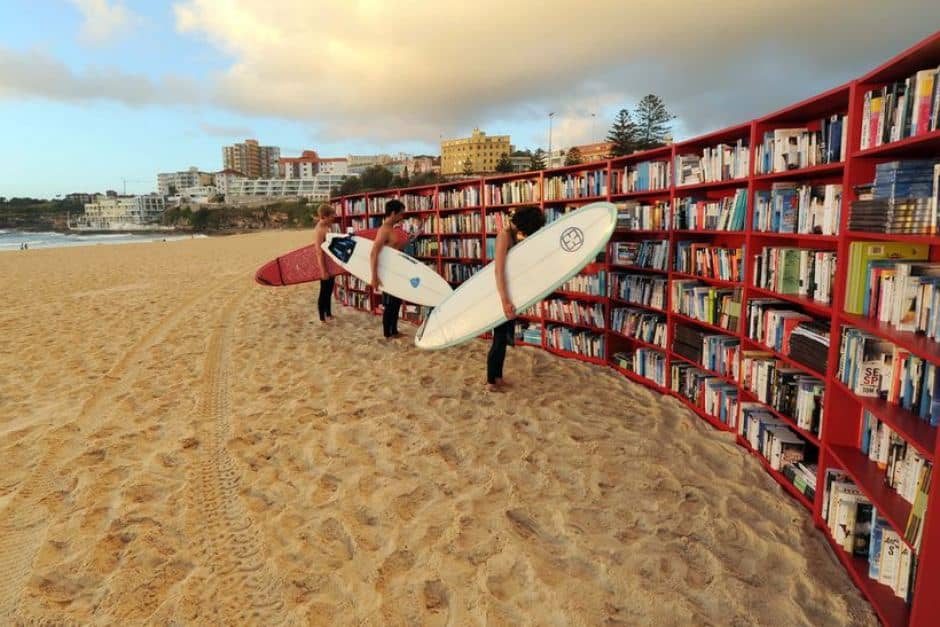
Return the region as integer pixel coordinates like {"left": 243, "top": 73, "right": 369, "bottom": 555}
{"left": 68, "top": 0, "right": 138, "bottom": 44}
{"left": 0, "top": 46, "right": 201, "bottom": 106}
{"left": 169, "top": 0, "right": 940, "bottom": 144}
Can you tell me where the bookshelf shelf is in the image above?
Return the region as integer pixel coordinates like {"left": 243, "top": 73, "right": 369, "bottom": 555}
{"left": 612, "top": 363, "right": 671, "bottom": 394}
{"left": 610, "top": 264, "right": 669, "bottom": 275}
{"left": 822, "top": 530, "right": 911, "bottom": 627}
{"left": 673, "top": 393, "right": 730, "bottom": 432}
{"left": 673, "top": 229, "right": 747, "bottom": 236}
{"left": 331, "top": 30, "right": 940, "bottom": 626}
{"left": 614, "top": 228, "right": 670, "bottom": 236}
{"left": 543, "top": 318, "right": 606, "bottom": 334}
{"left": 553, "top": 289, "right": 607, "bottom": 303}
{"left": 853, "top": 129, "right": 940, "bottom": 159}
{"left": 844, "top": 231, "right": 940, "bottom": 245}
{"left": 746, "top": 285, "right": 833, "bottom": 317}
{"left": 832, "top": 380, "right": 936, "bottom": 462}
{"left": 608, "top": 330, "right": 666, "bottom": 353}
{"left": 751, "top": 162, "right": 845, "bottom": 182}
{"left": 749, "top": 232, "right": 840, "bottom": 243}
{"left": 829, "top": 444, "right": 915, "bottom": 551}
{"left": 671, "top": 311, "right": 739, "bottom": 336}
{"left": 739, "top": 388, "right": 822, "bottom": 446}
{"left": 840, "top": 312, "right": 940, "bottom": 366}
{"left": 741, "top": 337, "right": 828, "bottom": 380}
{"left": 610, "top": 296, "right": 666, "bottom": 314}
{"left": 674, "top": 178, "right": 749, "bottom": 192}
{"left": 738, "top": 436, "right": 815, "bottom": 511}
{"left": 670, "top": 272, "right": 742, "bottom": 289}
{"left": 668, "top": 350, "right": 738, "bottom": 387}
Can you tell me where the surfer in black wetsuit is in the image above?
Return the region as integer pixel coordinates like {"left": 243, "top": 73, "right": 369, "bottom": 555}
{"left": 370, "top": 199, "right": 407, "bottom": 338}
{"left": 488, "top": 206, "right": 545, "bottom": 392}
{"left": 313, "top": 203, "right": 337, "bottom": 322}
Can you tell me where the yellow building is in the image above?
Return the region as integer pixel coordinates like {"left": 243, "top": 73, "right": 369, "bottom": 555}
{"left": 440, "top": 128, "right": 512, "bottom": 175}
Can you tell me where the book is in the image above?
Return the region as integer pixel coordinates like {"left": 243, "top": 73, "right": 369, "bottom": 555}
{"left": 845, "top": 242, "right": 929, "bottom": 315}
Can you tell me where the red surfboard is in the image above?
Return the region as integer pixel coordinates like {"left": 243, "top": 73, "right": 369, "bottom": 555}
{"left": 254, "top": 227, "right": 411, "bottom": 286}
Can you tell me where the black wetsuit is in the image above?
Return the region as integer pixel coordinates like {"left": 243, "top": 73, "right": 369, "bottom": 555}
{"left": 318, "top": 276, "right": 335, "bottom": 321}
{"left": 487, "top": 227, "right": 517, "bottom": 383}
{"left": 382, "top": 293, "right": 402, "bottom": 337}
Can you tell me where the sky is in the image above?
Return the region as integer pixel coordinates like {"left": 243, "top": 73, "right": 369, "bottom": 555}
{"left": 1, "top": 0, "right": 939, "bottom": 198}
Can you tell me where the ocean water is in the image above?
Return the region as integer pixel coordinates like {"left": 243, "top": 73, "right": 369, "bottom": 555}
{"left": 0, "top": 230, "right": 206, "bottom": 252}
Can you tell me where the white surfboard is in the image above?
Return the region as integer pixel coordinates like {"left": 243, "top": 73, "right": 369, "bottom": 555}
{"left": 414, "top": 201, "right": 617, "bottom": 350}
{"left": 322, "top": 233, "right": 453, "bottom": 307}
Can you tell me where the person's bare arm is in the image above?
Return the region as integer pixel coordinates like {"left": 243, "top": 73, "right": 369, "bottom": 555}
{"left": 314, "top": 227, "right": 328, "bottom": 277}
{"left": 370, "top": 228, "right": 387, "bottom": 290}
{"left": 494, "top": 229, "right": 514, "bottom": 319}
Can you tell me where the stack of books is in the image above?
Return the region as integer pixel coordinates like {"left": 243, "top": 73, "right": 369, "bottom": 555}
{"left": 752, "top": 183, "right": 842, "bottom": 235}
{"left": 674, "top": 189, "right": 747, "bottom": 230}
{"left": 616, "top": 200, "right": 670, "bottom": 231}
{"left": 859, "top": 67, "right": 940, "bottom": 149}
{"left": 754, "top": 117, "right": 848, "bottom": 174}
{"left": 849, "top": 160, "right": 940, "bottom": 234}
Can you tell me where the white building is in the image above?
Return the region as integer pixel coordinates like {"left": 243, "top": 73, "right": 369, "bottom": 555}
{"left": 181, "top": 186, "right": 220, "bottom": 204}
{"left": 213, "top": 169, "right": 246, "bottom": 195}
{"left": 226, "top": 174, "right": 348, "bottom": 202}
{"left": 316, "top": 158, "right": 348, "bottom": 176}
{"left": 78, "top": 194, "right": 166, "bottom": 230}
{"left": 157, "top": 167, "right": 213, "bottom": 196}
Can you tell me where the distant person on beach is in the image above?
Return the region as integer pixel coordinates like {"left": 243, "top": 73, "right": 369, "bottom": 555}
{"left": 313, "top": 203, "right": 338, "bottom": 322}
{"left": 487, "top": 205, "right": 545, "bottom": 392}
{"left": 370, "top": 199, "right": 407, "bottom": 339}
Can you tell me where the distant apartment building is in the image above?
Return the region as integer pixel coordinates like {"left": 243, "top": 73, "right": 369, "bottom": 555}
{"left": 226, "top": 174, "right": 347, "bottom": 202}
{"left": 510, "top": 155, "right": 532, "bottom": 172}
{"left": 222, "top": 139, "right": 280, "bottom": 179}
{"left": 547, "top": 149, "right": 566, "bottom": 170}
{"left": 570, "top": 141, "right": 614, "bottom": 163}
{"left": 406, "top": 155, "right": 439, "bottom": 175}
{"left": 180, "top": 186, "right": 219, "bottom": 204}
{"left": 157, "top": 167, "right": 213, "bottom": 196}
{"left": 317, "top": 158, "right": 348, "bottom": 176}
{"left": 79, "top": 194, "right": 165, "bottom": 229}
{"left": 213, "top": 169, "right": 246, "bottom": 195}
{"left": 279, "top": 150, "right": 349, "bottom": 178}
{"left": 65, "top": 193, "right": 95, "bottom": 205}
{"left": 441, "top": 128, "right": 512, "bottom": 175}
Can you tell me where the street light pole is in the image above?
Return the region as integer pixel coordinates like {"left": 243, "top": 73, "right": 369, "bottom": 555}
{"left": 591, "top": 112, "right": 596, "bottom": 143}
{"left": 548, "top": 112, "right": 555, "bottom": 170}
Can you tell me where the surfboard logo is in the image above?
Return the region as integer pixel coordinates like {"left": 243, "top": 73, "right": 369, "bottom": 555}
{"left": 410, "top": 277, "right": 421, "bottom": 288}
{"left": 560, "top": 227, "right": 584, "bottom": 253}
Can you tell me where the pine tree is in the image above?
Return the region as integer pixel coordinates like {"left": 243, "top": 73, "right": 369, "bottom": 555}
{"left": 495, "top": 152, "right": 514, "bottom": 173}
{"left": 607, "top": 108, "right": 638, "bottom": 157}
{"left": 564, "top": 147, "right": 583, "bottom": 166}
{"left": 529, "top": 148, "right": 546, "bottom": 170}
{"left": 633, "top": 94, "right": 675, "bottom": 150}
{"left": 462, "top": 157, "right": 474, "bottom": 176}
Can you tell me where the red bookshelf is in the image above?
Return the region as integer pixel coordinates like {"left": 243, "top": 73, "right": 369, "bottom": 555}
{"left": 330, "top": 30, "right": 940, "bottom": 626}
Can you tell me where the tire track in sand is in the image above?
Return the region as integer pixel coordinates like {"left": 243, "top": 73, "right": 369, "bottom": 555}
{"left": 0, "top": 278, "right": 242, "bottom": 621}
{"left": 184, "top": 288, "right": 288, "bottom": 624}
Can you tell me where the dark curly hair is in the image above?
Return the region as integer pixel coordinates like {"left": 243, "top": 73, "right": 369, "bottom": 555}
{"left": 385, "top": 199, "right": 405, "bottom": 216}
{"left": 510, "top": 206, "right": 545, "bottom": 236}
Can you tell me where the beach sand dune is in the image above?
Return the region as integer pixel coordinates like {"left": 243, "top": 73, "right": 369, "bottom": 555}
{"left": 0, "top": 232, "right": 876, "bottom": 625}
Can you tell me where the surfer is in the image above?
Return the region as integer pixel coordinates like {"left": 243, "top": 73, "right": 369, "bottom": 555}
{"left": 487, "top": 206, "right": 545, "bottom": 391}
{"left": 370, "top": 199, "right": 408, "bottom": 338}
{"left": 313, "top": 203, "right": 338, "bottom": 322}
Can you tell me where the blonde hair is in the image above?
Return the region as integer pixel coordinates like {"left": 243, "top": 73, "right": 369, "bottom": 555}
{"left": 317, "top": 203, "right": 335, "bottom": 218}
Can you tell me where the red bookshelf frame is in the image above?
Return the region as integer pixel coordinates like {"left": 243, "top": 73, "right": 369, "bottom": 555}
{"left": 330, "top": 30, "right": 940, "bottom": 627}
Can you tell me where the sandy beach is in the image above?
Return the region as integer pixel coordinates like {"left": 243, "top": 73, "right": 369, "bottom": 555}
{"left": 0, "top": 231, "right": 877, "bottom": 625}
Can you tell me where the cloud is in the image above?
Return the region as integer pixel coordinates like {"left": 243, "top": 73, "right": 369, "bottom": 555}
{"left": 68, "top": 0, "right": 138, "bottom": 44}
{"left": 198, "top": 122, "right": 254, "bottom": 137}
{"left": 168, "top": 0, "right": 940, "bottom": 145}
{"left": 0, "top": 46, "right": 201, "bottom": 106}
